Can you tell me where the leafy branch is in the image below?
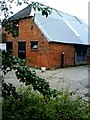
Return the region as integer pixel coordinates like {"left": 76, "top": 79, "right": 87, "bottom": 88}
{"left": 2, "top": 50, "right": 57, "bottom": 100}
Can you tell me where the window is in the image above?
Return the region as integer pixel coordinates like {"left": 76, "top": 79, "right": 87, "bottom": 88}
{"left": 18, "top": 42, "right": 26, "bottom": 59}
{"left": 6, "top": 42, "right": 12, "bottom": 52}
{"left": 31, "top": 41, "right": 38, "bottom": 50}
{"left": 12, "top": 20, "right": 19, "bottom": 37}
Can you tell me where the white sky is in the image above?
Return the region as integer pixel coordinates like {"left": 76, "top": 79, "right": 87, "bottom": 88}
{"left": 2, "top": 0, "right": 90, "bottom": 24}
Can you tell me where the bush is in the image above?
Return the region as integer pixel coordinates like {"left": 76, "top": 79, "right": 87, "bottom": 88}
{"left": 2, "top": 86, "right": 57, "bottom": 120}
{"left": 2, "top": 86, "right": 89, "bottom": 120}
{"left": 55, "top": 91, "right": 89, "bottom": 120}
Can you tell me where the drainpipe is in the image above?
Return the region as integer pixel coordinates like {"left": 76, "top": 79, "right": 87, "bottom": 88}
{"left": 61, "top": 52, "right": 64, "bottom": 68}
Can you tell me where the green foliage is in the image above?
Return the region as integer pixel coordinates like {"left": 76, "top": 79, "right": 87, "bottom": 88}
{"left": 0, "top": 32, "right": 7, "bottom": 43}
{"left": 2, "top": 86, "right": 57, "bottom": 120}
{"left": 2, "top": 86, "right": 89, "bottom": 120}
{"left": 2, "top": 33, "right": 6, "bottom": 43}
{"left": 0, "top": 0, "right": 28, "bottom": 18}
{"left": 2, "top": 77, "right": 19, "bottom": 99}
{"left": 55, "top": 91, "right": 89, "bottom": 120}
{"left": 2, "top": 19, "right": 19, "bottom": 38}
{"left": 1, "top": 50, "right": 89, "bottom": 120}
{"left": 32, "top": 2, "right": 52, "bottom": 17}
{"left": 2, "top": 50, "right": 54, "bottom": 99}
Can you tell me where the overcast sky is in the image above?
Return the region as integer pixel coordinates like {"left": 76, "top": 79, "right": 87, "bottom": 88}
{"left": 2, "top": 0, "right": 90, "bottom": 24}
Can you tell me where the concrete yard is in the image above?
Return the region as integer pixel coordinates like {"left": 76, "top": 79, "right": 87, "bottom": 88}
{"left": 4, "top": 65, "right": 89, "bottom": 100}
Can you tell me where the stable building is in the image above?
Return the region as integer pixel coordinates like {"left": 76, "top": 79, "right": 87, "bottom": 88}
{"left": 5, "top": 4, "right": 90, "bottom": 68}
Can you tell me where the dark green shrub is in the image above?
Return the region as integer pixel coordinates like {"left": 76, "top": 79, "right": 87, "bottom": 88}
{"left": 2, "top": 86, "right": 57, "bottom": 120}
{"left": 2, "top": 86, "right": 89, "bottom": 120}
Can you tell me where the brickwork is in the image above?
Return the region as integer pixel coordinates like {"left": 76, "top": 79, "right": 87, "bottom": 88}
{"left": 48, "top": 43, "right": 75, "bottom": 68}
{"left": 6, "top": 17, "right": 75, "bottom": 68}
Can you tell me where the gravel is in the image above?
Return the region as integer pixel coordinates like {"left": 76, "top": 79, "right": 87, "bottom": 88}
{"left": 3, "top": 65, "right": 89, "bottom": 101}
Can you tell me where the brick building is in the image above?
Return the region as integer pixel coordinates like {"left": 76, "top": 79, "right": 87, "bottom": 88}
{"left": 5, "top": 4, "right": 90, "bottom": 68}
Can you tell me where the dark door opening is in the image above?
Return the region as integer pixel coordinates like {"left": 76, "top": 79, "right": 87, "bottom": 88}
{"left": 74, "top": 45, "right": 87, "bottom": 65}
{"left": 18, "top": 42, "right": 26, "bottom": 59}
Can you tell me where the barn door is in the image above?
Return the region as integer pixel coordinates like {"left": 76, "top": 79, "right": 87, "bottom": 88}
{"left": 75, "top": 52, "right": 86, "bottom": 65}
{"left": 18, "top": 42, "right": 26, "bottom": 59}
{"left": 74, "top": 45, "right": 87, "bottom": 65}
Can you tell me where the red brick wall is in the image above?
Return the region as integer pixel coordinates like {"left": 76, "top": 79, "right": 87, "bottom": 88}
{"left": 6, "top": 17, "right": 75, "bottom": 68}
{"left": 48, "top": 43, "right": 75, "bottom": 68}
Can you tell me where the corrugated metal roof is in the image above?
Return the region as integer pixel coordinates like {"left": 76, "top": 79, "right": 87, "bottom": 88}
{"left": 35, "top": 13, "right": 82, "bottom": 44}
{"left": 35, "top": 9, "right": 88, "bottom": 45}
{"left": 11, "top": 5, "right": 88, "bottom": 45}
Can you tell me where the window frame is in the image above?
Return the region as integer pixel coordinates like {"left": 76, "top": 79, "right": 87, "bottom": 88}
{"left": 30, "top": 41, "right": 38, "bottom": 50}
{"left": 18, "top": 42, "right": 26, "bottom": 59}
{"left": 12, "top": 20, "right": 19, "bottom": 37}
{"left": 6, "top": 41, "right": 13, "bottom": 52}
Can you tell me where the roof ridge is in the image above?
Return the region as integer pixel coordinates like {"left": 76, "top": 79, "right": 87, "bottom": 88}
{"left": 34, "top": 2, "right": 76, "bottom": 18}
{"left": 11, "top": 4, "right": 32, "bottom": 20}
{"left": 11, "top": 2, "right": 78, "bottom": 20}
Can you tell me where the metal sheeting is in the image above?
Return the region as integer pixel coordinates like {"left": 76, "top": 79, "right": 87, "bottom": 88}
{"left": 59, "top": 11, "right": 88, "bottom": 44}
{"left": 11, "top": 5, "right": 88, "bottom": 45}
{"left": 35, "top": 9, "right": 88, "bottom": 45}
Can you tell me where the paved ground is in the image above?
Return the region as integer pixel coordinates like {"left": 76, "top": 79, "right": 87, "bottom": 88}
{"left": 4, "top": 65, "right": 89, "bottom": 101}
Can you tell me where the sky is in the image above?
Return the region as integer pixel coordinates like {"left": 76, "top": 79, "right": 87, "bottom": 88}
{"left": 1, "top": 0, "right": 90, "bottom": 24}
{"left": 10, "top": 0, "right": 89, "bottom": 24}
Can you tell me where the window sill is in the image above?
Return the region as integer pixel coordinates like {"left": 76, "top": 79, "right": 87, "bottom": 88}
{"left": 31, "top": 49, "right": 38, "bottom": 51}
